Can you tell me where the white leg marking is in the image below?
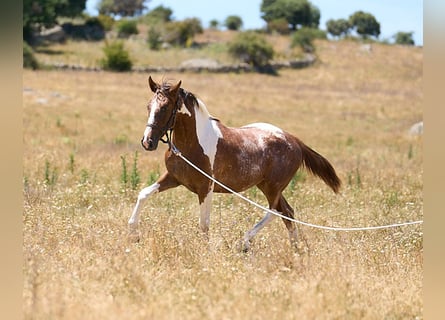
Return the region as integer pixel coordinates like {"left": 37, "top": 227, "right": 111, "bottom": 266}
{"left": 199, "top": 190, "right": 213, "bottom": 233}
{"left": 128, "top": 183, "right": 160, "bottom": 227}
{"left": 243, "top": 211, "right": 277, "bottom": 247}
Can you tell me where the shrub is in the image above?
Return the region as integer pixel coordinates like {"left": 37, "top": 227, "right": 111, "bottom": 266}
{"left": 164, "top": 18, "right": 203, "bottom": 47}
{"left": 394, "top": 31, "right": 415, "bottom": 46}
{"left": 117, "top": 19, "right": 139, "bottom": 38}
{"left": 62, "top": 19, "right": 105, "bottom": 41}
{"left": 100, "top": 41, "right": 133, "bottom": 72}
{"left": 97, "top": 14, "right": 115, "bottom": 31}
{"left": 291, "top": 27, "right": 326, "bottom": 52}
{"left": 267, "top": 18, "right": 291, "bottom": 35}
{"left": 147, "top": 26, "right": 162, "bottom": 50}
{"left": 228, "top": 31, "right": 274, "bottom": 67}
{"left": 23, "top": 41, "right": 39, "bottom": 69}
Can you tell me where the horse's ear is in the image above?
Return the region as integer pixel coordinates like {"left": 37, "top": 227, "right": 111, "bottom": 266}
{"left": 170, "top": 80, "right": 182, "bottom": 95}
{"left": 148, "top": 76, "right": 159, "bottom": 93}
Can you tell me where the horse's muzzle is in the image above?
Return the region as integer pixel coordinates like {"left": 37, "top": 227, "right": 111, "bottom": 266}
{"left": 141, "top": 137, "right": 158, "bottom": 151}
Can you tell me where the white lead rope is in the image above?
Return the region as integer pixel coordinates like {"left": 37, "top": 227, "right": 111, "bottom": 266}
{"left": 170, "top": 143, "right": 423, "bottom": 231}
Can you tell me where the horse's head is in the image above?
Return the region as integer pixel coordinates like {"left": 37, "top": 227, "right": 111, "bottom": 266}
{"left": 141, "top": 76, "right": 182, "bottom": 151}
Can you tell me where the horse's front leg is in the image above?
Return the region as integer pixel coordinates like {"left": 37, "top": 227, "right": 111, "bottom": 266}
{"left": 198, "top": 185, "right": 214, "bottom": 237}
{"left": 128, "top": 172, "right": 179, "bottom": 234}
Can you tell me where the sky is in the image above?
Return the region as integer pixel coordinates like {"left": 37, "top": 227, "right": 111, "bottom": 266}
{"left": 85, "top": 0, "right": 423, "bottom": 45}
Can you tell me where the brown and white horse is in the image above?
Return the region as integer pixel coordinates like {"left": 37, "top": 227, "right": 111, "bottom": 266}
{"left": 129, "top": 77, "right": 341, "bottom": 250}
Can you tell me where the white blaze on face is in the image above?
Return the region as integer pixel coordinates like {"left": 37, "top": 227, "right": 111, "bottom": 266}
{"left": 142, "top": 98, "right": 160, "bottom": 144}
{"left": 194, "top": 99, "right": 223, "bottom": 169}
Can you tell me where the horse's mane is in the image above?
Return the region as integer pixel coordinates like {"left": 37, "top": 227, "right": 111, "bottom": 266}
{"left": 160, "top": 80, "right": 218, "bottom": 121}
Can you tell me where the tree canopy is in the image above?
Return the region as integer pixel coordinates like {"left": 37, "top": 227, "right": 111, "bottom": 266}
{"left": 225, "top": 15, "right": 243, "bottom": 31}
{"left": 326, "top": 18, "right": 351, "bottom": 38}
{"left": 23, "top": 0, "right": 87, "bottom": 41}
{"left": 98, "top": 0, "right": 148, "bottom": 17}
{"left": 349, "top": 11, "right": 381, "bottom": 39}
{"left": 261, "top": 0, "right": 320, "bottom": 31}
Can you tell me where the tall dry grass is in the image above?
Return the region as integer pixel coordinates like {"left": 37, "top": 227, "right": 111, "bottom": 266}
{"left": 23, "top": 40, "right": 422, "bottom": 319}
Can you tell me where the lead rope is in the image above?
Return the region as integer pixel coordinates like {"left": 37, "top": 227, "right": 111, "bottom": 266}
{"left": 169, "top": 142, "right": 423, "bottom": 231}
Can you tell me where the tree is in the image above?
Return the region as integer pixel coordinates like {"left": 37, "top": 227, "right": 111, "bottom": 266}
{"left": 98, "top": 0, "right": 148, "bottom": 17}
{"left": 225, "top": 15, "right": 243, "bottom": 31}
{"left": 261, "top": 0, "right": 320, "bottom": 31}
{"left": 143, "top": 5, "right": 172, "bottom": 24}
{"left": 209, "top": 19, "right": 219, "bottom": 29}
{"left": 326, "top": 18, "right": 351, "bottom": 38}
{"left": 349, "top": 11, "right": 380, "bottom": 39}
{"left": 23, "top": 0, "right": 87, "bottom": 41}
{"left": 394, "top": 32, "right": 415, "bottom": 45}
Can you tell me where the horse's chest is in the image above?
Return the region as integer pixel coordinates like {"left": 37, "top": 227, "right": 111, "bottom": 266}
{"left": 165, "top": 151, "right": 212, "bottom": 194}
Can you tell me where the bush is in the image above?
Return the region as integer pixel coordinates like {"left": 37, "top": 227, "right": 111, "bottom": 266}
{"left": 147, "top": 26, "right": 162, "bottom": 50}
{"left": 164, "top": 18, "right": 203, "bottom": 47}
{"left": 23, "top": 42, "right": 39, "bottom": 69}
{"left": 100, "top": 41, "right": 133, "bottom": 72}
{"left": 117, "top": 19, "right": 139, "bottom": 38}
{"left": 267, "top": 18, "right": 291, "bottom": 35}
{"left": 228, "top": 31, "right": 274, "bottom": 67}
{"left": 62, "top": 19, "right": 105, "bottom": 41}
{"left": 291, "top": 27, "right": 326, "bottom": 52}
{"left": 97, "top": 14, "right": 114, "bottom": 31}
{"left": 394, "top": 31, "right": 415, "bottom": 46}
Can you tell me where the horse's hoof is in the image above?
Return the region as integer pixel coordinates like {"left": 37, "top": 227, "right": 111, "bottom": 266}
{"left": 128, "top": 225, "right": 141, "bottom": 243}
{"left": 236, "top": 240, "right": 250, "bottom": 253}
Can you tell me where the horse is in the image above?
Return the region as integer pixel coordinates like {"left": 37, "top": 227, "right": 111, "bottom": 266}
{"left": 128, "top": 76, "right": 341, "bottom": 251}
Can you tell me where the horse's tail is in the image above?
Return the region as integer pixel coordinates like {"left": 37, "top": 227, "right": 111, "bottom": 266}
{"left": 300, "top": 142, "right": 341, "bottom": 193}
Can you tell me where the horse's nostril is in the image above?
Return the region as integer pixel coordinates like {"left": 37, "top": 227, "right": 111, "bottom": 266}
{"left": 148, "top": 139, "right": 154, "bottom": 149}
{"left": 141, "top": 138, "right": 149, "bottom": 150}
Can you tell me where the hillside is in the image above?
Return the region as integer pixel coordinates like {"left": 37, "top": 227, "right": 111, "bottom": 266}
{"left": 32, "top": 28, "right": 310, "bottom": 69}
{"left": 23, "top": 35, "right": 423, "bottom": 319}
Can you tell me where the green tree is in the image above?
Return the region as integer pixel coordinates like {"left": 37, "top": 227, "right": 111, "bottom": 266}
{"left": 98, "top": 0, "right": 147, "bottom": 17}
{"left": 261, "top": 0, "right": 320, "bottom": 31}
{"left": 209, "top": 19, "right": 219, "bottom": 29}
{"left": 326, "top": 18, "right": 351, "bottom": 38}
{"left": 143, "top": 5, "right": 172, "bottom": 24}
{"left": 228, "top": 31, "right": 274, "bottom": 67}
{"left": 394, "top": 31, "right": 415, "bottom": 45}
{"left": 23, "top": 0, "right": 87, "bottom": 41}
{"left": 349, "top": 11, "right": 380, "bottom": 39}
{"left": 225, "top": 15, "right": 243, "bottom": 31}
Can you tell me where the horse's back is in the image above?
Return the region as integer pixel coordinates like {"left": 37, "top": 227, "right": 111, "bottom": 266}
{"left": 212, "top": 122, "right": 303, "bottom": 192}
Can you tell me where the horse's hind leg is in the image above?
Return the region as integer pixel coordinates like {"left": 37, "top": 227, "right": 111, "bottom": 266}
{"left": 128, "top": 172, "right": 179, "bottom": 235}
{"left": 277, "top": 195, "right": 299, "bottom": 249}
{"left": 242, "top": 210, "right": 276, "bottom": 251}
{"left": 241, "top": 183, "right": 281, "bottom": 251}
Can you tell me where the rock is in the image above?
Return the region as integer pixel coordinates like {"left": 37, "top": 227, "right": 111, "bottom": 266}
{"left": 409, "top": 121, "right": 423, "bottom": 136}
{"left": 180, "top": 58, "right": 220, "bottom": 69}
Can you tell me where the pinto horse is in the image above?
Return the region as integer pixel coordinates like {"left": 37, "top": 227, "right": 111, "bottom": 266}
{"left": 129, "top": 77, "right": 341, "bottom": 250}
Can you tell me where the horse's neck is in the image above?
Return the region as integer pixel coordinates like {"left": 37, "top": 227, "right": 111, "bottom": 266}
{"left": 175, "top": 99, "right": 222, "bottom": 166}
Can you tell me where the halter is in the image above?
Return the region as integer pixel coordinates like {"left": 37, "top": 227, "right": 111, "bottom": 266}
{"left": 146, "top": 91, "right": 184, "bottom": 149}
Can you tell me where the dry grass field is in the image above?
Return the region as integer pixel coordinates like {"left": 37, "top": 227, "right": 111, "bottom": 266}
{"left": 23, "top": 39, "right": 423, "bottom": 319}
